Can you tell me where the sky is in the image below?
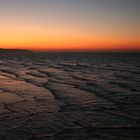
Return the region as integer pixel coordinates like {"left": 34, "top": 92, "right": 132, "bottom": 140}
{"left": 0, "top": 0, "right": 140, "bottom": 52}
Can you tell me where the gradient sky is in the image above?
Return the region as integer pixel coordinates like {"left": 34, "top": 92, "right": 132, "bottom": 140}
{"left": 0, "top": 0, "right": 140, "bottom": 51}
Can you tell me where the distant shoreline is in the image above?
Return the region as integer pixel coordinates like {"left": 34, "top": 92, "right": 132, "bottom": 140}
{"left": 0, "top": 48, "right": 140, "bottom": 54}
{"left": 0, "top": 48, "right": 33, "bottom": 52}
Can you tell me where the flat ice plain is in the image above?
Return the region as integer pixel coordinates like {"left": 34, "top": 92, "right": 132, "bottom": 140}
{"left": 0, "top": 53, "right": 140, "bottom": 140}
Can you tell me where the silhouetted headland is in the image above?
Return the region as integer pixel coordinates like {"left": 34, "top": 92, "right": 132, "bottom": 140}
{"left": 0, "top": 48, "right": 33, "bottom": 57}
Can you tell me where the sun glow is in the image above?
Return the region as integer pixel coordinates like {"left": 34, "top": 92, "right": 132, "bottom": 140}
{"left": 0, "top": 0, "right": 140, "bottom": 52}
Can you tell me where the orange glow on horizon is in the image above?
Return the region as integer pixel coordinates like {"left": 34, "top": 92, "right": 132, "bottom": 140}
{"left": 1, "top": 44, "right": 140, "bottom": 52}
{"left": 0, "top": 19, "right": 140, "bottom": 52}
{"left": 0, "top": 0, "right": 140, "bottom": 52}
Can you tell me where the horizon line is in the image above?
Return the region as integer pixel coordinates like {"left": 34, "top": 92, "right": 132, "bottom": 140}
{"left": 0, "top": 47, "right": 140, "bottom": 53}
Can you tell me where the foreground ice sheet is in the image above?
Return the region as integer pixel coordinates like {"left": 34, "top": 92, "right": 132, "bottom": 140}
{"left": 0, "top": 53, "right": 140, "bottom": 140}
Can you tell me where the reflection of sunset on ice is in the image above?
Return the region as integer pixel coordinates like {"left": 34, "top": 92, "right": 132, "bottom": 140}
{"left": 0, "top": 53, "right": 140, "bottom": 139}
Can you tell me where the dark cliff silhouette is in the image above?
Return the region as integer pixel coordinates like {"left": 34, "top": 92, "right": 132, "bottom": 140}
{"left": 0, "top": 48, "right": 33, "bottom": 58}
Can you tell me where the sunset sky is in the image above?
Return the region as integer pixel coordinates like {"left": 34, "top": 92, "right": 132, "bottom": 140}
{"left": 0, "top": 0, "right": 140, "bottom": 52}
